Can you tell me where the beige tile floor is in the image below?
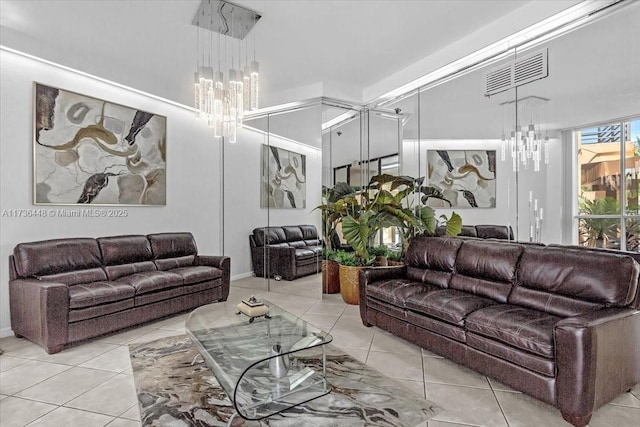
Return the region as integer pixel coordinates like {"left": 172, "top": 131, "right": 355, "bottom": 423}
{"left": 1, "top": 275, "right": 639, "bottom": 427}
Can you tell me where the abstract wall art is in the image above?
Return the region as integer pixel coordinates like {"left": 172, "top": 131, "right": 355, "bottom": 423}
{"left": 261, "top": 145, "right": 306, "bottom": 209}
{"left": 33, "top": 83, "right": 166, "bottom": 205}
{"left": 425, "top": 150, "right": 496, "bottom": 208}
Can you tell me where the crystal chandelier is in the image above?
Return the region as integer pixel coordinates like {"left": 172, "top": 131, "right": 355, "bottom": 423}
{"left": 193, "top": 0, "right": 261, "bottom": 142}
{"left": 500, "top": 96, "right": 550, "bottom": 172}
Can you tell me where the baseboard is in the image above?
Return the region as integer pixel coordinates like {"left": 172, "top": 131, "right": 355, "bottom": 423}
{"left": 231, "top": 271, "right": 255, "bottom": 282}
{"left": 0, "top": 326, "right": 13, "bottom": 339}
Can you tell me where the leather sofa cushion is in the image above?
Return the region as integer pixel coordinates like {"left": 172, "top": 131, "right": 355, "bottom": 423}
{"left": 467, "top": 333, "right": 555, "bottom": 377}
{"left": 406, "top": 289, "right": 497, "bottom": 326}
{"left": 69, "top": 299, "right": 134, "bottom": 323}
{"left": 169, "top": 266, "right": 221, "bottom": 285}
{"left": 68, "top": 281, "right": 135, "bottom": 309}
{"left": 509, "top": 286, "right": 605, "bottom": 318}
{"left": 455, "top": 240, "right": 522, "bottom": 284}
{"left": 155, "top": 255, "right": 196, "bottom": 271}
{"left": 283, "top": 226, "right": 304, "bottom": 242}
{"left": 449, "top": 240, "right": 523, "bottom": 302}
{"left": 300, "top": 225, "right": 319, "bottom": 240}
{"left": 115, "top": 271, "right": 183, "bottom": 294}
{"left": 305, "top": 245, "right": 323, "bottom": 255}
{"left": 105, "top": 261, "right": 157, "bottom": 281}
{"left": 367, "top": 279, "right": 438, "bottom": 307}
{"left": 14, "top": 238, "right": 102, "bottom": 278}
{"left": 295, "top": 248, "right": 317, "bottom": 260}
{"left": 407, "top": 267, "right": 452, "bottom": 288}
{"left": 406, "top": 236, "right": 463, "bottom": 272}
{"left": 135, "top": 287, "right": 184, "bottom": 306}
{"left": 98, "top": 235, "right": 153, "bottom": 265}
{"left": 253, "top": 227, "right": 287, "bottom": 246}
{"left": 514, "top": 246, "right": 639, "bottom": 312}
{"left": 148, "top": 232, "right": 197, "bottom": 259}
{"left": 288, "top": 241, "right": 306, "bottom": 248}
{"left": 304, "top": 239, "right": 321, "bottom": 246}
{"left": 475, "top": 225, "right": 513, "bottom": 240}
{"left": 466, "top": 304, "right": 560, "bottom": 358}
{"left": 37, "top": 267, "right": 107, "bottom": 286}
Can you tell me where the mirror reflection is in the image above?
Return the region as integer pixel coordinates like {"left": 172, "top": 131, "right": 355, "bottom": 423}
{"left": 227, "top": 3, "right": 640, "bottom": 304}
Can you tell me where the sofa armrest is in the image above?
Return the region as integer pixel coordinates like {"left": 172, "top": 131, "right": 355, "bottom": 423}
{"left": 250, "top": 246, "right": 297, "bottom": 280}
{"left": 359, "top": 265, "right": 407, "bottom": 325}
{"left": 554, "top": 308, "right": 640, "bottom": 421}
{"left": 195, "top": 255, "right": 231, "bottom": 300}
{"left": 9, "top": 279, "right": 69, "bottom": 353}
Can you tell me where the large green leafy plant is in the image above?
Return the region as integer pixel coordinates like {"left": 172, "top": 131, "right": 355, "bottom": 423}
{"left": 316, "top": 182, "right": 358, "bottom": 251}
{"left": 339, "top": 174, "right": 462, "bottom": 264}
{"left": 340, "top": 174, "right": 421, "bottom": 263}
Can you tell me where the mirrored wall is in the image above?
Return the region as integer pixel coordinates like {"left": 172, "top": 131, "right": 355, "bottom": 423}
{"left": 384, "top": 0, "right": 639, "bottom": 248}
{"left": 223, "top": 0, "right": 640, "bottom": 302}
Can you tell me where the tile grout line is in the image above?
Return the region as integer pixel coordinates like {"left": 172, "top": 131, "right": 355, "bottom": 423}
{"left": 488, "top": 377, "right": 512, "bottom": 427}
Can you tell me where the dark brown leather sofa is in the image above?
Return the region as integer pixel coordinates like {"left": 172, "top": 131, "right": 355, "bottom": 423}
{"left": 432, "top": 224, "right": 514, "bottom": 239}
{"left": 359, "top": 236, "right": 640, "bottom": 427}
{"left": 249, "top": 225, "right": 322, "bottom": 281}
{"left": 9, "top": 232, "right": 230, "bottom": 354}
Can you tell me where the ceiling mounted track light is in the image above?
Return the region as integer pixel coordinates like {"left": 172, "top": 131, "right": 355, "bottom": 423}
{"left": 192, "top": 0, "right": 261, "bottom": 142}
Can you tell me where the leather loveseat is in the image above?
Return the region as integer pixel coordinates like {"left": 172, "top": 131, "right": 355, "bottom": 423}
{"left": 249, "top": 225, "right": 322, "bottom": 281}
{"left": 359, "top": 236, "right": 640, "bottom": 427}
{"left": 9, "top": 232, "right": 230, "bottom": 354}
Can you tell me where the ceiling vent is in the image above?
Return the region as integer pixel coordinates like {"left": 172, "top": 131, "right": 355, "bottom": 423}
{"left": 485, "top": 48, "right": 548, "bottom": 97}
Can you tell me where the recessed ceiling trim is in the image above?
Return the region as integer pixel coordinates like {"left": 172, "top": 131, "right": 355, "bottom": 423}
{"left": 368, "top": 0, "right": 625, "bottom": 108}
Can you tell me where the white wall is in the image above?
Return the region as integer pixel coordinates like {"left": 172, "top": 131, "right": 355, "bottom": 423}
{"left": 224, "top": 126, "right": 322, "bottom": 279}
{"left": 0, "top": 49, "right": 223, "bottom": 337}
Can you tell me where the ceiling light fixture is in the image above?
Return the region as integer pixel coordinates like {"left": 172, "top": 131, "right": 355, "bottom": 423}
{"left": 193, "top": 0, "right": 261, "bottom": 142}
{"left": 500, "top": 96, "right": 550, "bottom": 172}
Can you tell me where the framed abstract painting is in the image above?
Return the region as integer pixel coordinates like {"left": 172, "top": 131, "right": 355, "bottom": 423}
{"left": 261, "top": 145, "right": 306, "bottom": 209}
{"left": 425, "top": 150, "right": 496, "bottom": 208}
{"left": 33, "top": 82, "right": 166, "bottom": 205}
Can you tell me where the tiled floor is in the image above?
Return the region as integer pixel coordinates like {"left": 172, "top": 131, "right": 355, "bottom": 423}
{"left": 1, "top": 276, "right": 639, "bottom": 427}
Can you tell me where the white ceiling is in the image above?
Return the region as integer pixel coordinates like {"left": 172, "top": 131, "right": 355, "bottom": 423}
{"left": 0, "top": 0, "right": 582, "bottom": 108}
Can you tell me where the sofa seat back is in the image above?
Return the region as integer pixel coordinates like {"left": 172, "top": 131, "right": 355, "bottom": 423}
{"left": 405, "top": 237, "right": 463, "bottom": 288}
{"left": 98, "top": 235, "right": 157, "bottom": 280}
{"left": 13, "top": 238, "right": 106, "bottom": 285}
{"left": 433, "top": 224, "right": 514, "bottom": 240}
{"left": 252, "top": 227, "right": 288, "bottom": 247}
{"left": 511, "top": 246, "right": 640, "bottom": 317}
{"left": 449, "top": 240, "right": 523, "bottom": 303}
{"left": 148, "top": 232, "right": 198, "bottom": 270}
{"left": 252, "top": 225, "right": 321, "bottom": 249}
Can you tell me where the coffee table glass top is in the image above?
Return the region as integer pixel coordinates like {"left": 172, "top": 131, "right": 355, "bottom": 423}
{"left": 185, "top": 298, "right": 332, "bottom": 421}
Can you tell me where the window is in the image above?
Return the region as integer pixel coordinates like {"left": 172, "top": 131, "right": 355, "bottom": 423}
{"left": 576, "top": 118, "right": 640, "bottom": 251}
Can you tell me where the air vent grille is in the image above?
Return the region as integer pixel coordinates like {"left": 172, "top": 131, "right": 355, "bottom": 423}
{"left": 485, "top": 48, "right": 548, "bottom": 96}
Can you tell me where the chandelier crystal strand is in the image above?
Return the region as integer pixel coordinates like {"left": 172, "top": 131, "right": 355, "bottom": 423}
{"left": 227, "top": 7, "right": 238, "bottom": 143}
{"left": 236, "top": 18, "right": 244, "bottom": 126}
{"left": 501, "top": 96, "right": 549, "bottom": 172}
{"left": 192, "top": 0, "right": 260, "bottom": 140}
{"left": 250, "top": 14, "right": 259, "bottom": 110}
{"left": 243, "top": 35, "right": 251, "bottom": 113}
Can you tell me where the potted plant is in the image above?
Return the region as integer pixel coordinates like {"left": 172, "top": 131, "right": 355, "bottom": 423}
{"left": 386, "top": 249, "right": 404, "bottom": 266}
{"left": 316, "top": 182, "right": 357, "bottom": 251}
{"left": 334, "top": 250, "right": 374, "bottom": 304}
{"left": 337, "top": 174, "right": 423, "bottom": 304}
{"left": 397, "top": 177, "right": 463, "bottom": 258}
{"left": 321, "top": 247, "right": 340, "bottom": 294}
{"left": 369, "top": 244, "right": 390, "bottom": 266}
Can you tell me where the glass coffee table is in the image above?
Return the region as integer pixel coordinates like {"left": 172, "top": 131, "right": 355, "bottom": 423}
{"left": 185, "top": 298, "right": 332, "bottom": 426}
